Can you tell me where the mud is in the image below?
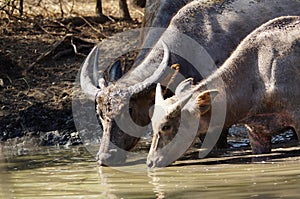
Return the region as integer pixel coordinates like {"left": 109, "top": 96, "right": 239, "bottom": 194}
{"left": 0, "top": 0, "right": 143, "bottom": 146}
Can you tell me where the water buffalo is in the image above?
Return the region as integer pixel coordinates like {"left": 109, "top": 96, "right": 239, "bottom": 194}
{"left": 82, "top": 0, "right": 189, "bottom": 165}
{"left": 82, "top": 0, "right": 300, "bottom": 166}
{"left": 96, "top": 0, "right": 146, "bottom": 20}
{"left": 148, "top": 16, "right": 300, "bottom": 168}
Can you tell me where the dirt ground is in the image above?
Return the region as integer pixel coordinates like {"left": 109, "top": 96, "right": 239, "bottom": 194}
{"left": 0, "top": 0, "right": 144, "bottom": 146}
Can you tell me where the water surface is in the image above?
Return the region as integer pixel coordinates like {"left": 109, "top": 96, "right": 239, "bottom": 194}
{"left": 1, "top": 145, "right": 300, "bottom": 199}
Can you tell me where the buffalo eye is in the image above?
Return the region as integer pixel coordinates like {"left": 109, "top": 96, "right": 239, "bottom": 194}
{"left": 162, "top": 125, "right": 171, "bottom": 131}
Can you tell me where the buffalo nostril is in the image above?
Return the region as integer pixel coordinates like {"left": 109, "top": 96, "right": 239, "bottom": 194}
{"left": 97, "top": 160, "right": 106, "bottom": 166}
{"left": 96, "top": 152, "right": 112, "bottom": 166}
{"left": 147, "top": 160, "right": 154, "bottom": 168}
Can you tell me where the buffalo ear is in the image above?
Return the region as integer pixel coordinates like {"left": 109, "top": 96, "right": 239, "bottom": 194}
{"left": 175, "top": 78, "right": 193, "bottom": 96}
{"left": 108, "top": 60, "right": 123, "bottom": 81}
{"left": 196, "top": 90, "right": 219, "bottom": 115}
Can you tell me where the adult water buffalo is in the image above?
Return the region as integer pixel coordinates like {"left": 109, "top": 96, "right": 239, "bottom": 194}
{"left": 81, "top": 0, "right": 300, "bottom": 166}
{"left": 81, "top": 0, "right": 189, "bottom": 165}
{"left": 148, "top": 16, "right": 300, "bottom": 168}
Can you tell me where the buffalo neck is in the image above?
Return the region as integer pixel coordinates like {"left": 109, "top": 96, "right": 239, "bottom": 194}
{"left": 195, "top": 45, "right": 263, "bottom": 128}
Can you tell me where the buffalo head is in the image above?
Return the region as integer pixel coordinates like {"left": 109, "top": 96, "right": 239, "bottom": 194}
{"left": 81, "top": 41, "right": 173, "bottom": 166}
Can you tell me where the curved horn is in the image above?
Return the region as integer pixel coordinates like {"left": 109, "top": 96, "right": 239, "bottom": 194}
{"left": 80, "top": 46, "right": 101, "bottom": 100}
{"left": 93, "top": 46, "right": 100, "bottom": 86}
{"left": 93, "top": 46, "right": 107, "bottom": 89}
{"left": 141, "top": 41, "right": 170, "bottom": 85}
{"left": 128, "top": 41, "right": 170, "bottom": 94}
{"left": 113, "top": 42, "right": 170, "bottom": 138}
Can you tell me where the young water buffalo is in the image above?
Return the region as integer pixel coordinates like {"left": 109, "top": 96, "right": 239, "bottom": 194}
{"left": 148, "top": 16, "right": 300, "bottom": 168}
{"left": 82, "top": 0, "right": 300, "bottom": 166}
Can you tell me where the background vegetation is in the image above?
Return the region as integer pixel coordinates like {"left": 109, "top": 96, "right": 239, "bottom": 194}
{"left": 0, "top": 0, "right": 144, "bottom": 147}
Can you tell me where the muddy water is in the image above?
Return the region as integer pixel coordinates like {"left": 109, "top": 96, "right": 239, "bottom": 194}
{"left": 1, "top": 145, "right": 300, "bottom": 199}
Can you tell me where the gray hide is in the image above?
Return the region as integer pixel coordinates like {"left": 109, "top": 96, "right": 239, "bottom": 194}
{"left": 82, "top": 0, "right": 300, "bottom": 166}
{"left": 148, "top": 16, "right": 300, "bottom": 168}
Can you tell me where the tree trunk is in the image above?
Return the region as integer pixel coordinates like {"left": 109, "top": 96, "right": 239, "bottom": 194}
{"left": 96, "top": 0, "right": 103, "bottom": 16}
{"left": 19, "top": 0, "right": 23, "bottom": 16}
{"left": 119, "top": 0, "right": 131, "bottom": 20}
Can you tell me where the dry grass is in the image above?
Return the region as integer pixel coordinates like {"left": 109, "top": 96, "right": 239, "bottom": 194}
{"left": 0, "top": 0, "right": 144, "bottom": 20}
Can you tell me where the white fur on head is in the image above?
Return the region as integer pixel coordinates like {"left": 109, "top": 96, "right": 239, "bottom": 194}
{"left": 153, "top": 82, "right": 193, "bottom": 120}
{"left": 155, "top": 83, "right": 164, "bottom": 105}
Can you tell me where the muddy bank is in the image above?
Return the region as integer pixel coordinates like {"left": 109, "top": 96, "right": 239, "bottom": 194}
{"left": 0, "top": 0, "right": 143, "bottom": 146}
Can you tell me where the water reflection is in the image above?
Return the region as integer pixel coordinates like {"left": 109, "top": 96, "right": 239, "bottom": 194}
{"left": 147, "top": 157, "right": 300, "bottom": 199}
{"left": 0, "top": 145, "right": 299, "bottom": 198}
{"left": 148, "top": 170, "right": 165, "bottom": 199}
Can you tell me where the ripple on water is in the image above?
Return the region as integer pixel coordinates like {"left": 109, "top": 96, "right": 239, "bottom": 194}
{"left": 0, "top": 144, "right": 300, "bottom": 199}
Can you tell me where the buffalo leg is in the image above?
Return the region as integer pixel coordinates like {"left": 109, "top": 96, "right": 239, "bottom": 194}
{"left": 243, "top": 112, "right": 294, "bottom": 154}
{"left": 215, "top": 129, "right": 228, "bottom": 149}
{"left": 291, "top": 111, "right": 300, "bottom": 141}
{"left": 198, "top": 129, "right": 228, "bottom": 149}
